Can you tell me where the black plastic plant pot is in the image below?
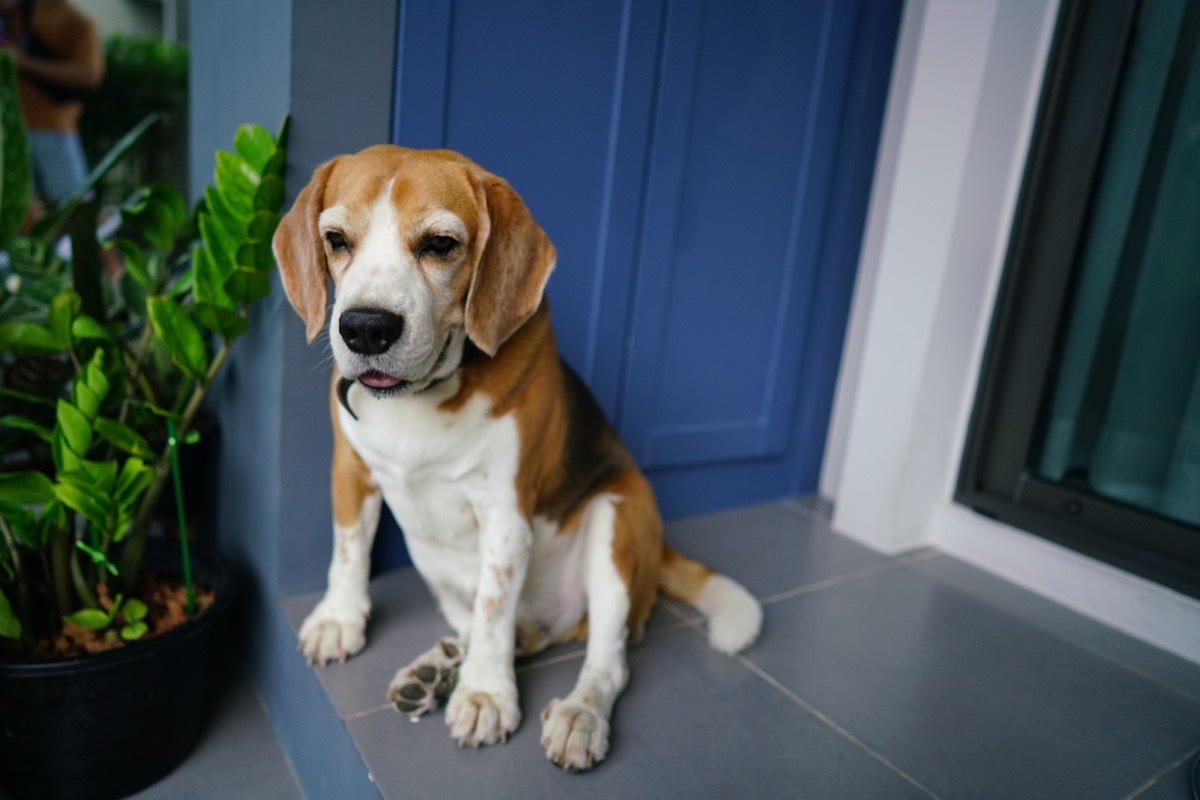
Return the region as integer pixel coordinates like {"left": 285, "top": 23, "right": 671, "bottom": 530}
{"left": 0, "top": 543, "right": 233, "bottom": 800}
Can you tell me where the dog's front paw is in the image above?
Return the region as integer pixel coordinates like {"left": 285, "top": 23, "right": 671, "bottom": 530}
{"left": 387, "top": 637, "right": 463, "bottom": 718}
{"left": 445, "top": 680, "right": 520, "bottom": 748}
{"left": 540, "top": 698, "right": 610, "bottom": 771}
{"left": 297, "top": 598, "right": 367, "bottom": 666}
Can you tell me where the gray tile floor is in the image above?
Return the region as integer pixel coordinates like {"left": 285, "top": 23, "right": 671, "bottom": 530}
{"left": 157, "top": 498, "right": 1200, "bottom": 798}
{"left": 131, "top": 657, "right": 303, "bottom": 800}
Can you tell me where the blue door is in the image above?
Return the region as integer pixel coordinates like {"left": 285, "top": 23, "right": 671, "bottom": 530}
{"left": 393, "top": 0, "right": 902, "bottom": 518}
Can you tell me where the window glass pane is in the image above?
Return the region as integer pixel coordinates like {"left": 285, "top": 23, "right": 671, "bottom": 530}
{"left": 1034, "top": 0, "right": 1200, "bottom": 527}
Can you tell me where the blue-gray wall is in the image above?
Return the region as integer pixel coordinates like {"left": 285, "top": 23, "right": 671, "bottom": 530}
{"left": 190, "top": 2, "right": 398, "bottom": 796}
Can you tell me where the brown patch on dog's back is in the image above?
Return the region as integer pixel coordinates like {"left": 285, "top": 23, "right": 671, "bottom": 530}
{"left": 442, "top": 301, "right": 633, "bottom": 525}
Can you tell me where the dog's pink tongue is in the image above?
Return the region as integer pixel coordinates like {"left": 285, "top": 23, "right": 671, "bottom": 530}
{"left": 358, "top": 371, "right": 402, "bottom": 389}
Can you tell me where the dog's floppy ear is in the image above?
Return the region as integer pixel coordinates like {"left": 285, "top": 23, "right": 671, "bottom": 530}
{"left": 464, "top": 174, "right": 556, "bottom": 357}
{"left": 273, "top": 159, "right": 339, "bottom": 343}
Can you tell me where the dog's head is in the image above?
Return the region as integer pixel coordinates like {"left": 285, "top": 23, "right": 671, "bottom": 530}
{"left": 273, "top": 145, "right": 556, "bottom": 395}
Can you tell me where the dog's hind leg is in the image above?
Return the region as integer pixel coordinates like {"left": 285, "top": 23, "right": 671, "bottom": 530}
{"left": 540, "top": 487, "right": 657, "bottom": 771}
{"left": 388, "top": 637, "right": 465, "bottom": 719}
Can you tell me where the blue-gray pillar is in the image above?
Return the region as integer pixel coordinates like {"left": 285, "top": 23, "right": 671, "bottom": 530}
{"left": 189, "top": 2, "right": 397, "bottom": 796}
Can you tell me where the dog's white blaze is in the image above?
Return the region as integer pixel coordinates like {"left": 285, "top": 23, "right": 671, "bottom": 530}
{"left": 327, "top": 186, "right": 452, "bottom": 380}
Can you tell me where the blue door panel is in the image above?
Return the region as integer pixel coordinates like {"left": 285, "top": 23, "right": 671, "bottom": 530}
{"left": 393, "top": 0, "right": 661, "bottom": 402}
{"left": 622, "top": 0, "right": 859, "bottom": 469}
{"left": 390, "top": 0, "right": 903, "bottom": 519}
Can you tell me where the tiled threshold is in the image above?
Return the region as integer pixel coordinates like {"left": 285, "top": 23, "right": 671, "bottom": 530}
{"left": 274, "top": 498, "right": 1200, "bottom": 799}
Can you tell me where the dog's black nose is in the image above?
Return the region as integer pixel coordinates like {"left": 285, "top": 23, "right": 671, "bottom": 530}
{"left": 339, "top": 309, "right": 404, "bottom": 355}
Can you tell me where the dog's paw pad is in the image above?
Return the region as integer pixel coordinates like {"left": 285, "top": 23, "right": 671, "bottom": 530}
{"left": 540, "top": 698, "right": 610, "bottom": 771}
{"left": 387, "top": 637, "right": 463, "bottom": 718}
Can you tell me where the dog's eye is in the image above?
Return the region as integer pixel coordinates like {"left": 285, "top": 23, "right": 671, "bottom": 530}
{"left": 324, "top": 231, "right": 349, "bottom": 252}
{"left": 420, "top": 235, "right": 460, "bottom": 258}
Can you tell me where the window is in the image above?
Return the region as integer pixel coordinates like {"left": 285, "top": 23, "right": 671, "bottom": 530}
{"left": 957, "top": 0, "right": 1200, "bottom": 598}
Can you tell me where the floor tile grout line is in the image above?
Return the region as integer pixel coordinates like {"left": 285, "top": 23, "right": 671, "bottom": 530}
{"left": 344, "top": 703, "right": 395, "bottom": 722}
{"left": 779, "top": 496, "right": 835, "bottom": 526}
{"left": 735, "top": 653, "right": 945, "bottom": 800}
{"left": 660, "top": 596, "right": 700, "bottom": 622}
{"left": 517, "top": 649, "right": 586, "bottom": 673}
{"left": 336, "top": 617, "right": 704, "bottom": 723}
{"left": 914, "top": 561, "right": 1200, "bottom": 706}
{"left": 758, "top": 548, "right": 941, "bottom": 607}
{"left": 1122, "top": 742, "right": 1200, "bottom": 800}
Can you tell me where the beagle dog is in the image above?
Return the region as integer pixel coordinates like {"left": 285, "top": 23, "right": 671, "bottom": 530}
{"left": 273, "top": 145, "right": 761, "bottom": 771}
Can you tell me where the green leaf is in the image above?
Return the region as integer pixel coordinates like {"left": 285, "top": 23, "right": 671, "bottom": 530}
{"left": 47, "top": 290, "right": 81, "bottom": 347}
{"left": 64, "top": 608, "right": 111, "bottom": 630}
{"left": 261, "top": 149, "right": 286, "bottom": 180}
{"left": 194, "top": 301, "right": 248, "bottom": 340}
{"left": 0, "top": 385, "right": 57, "bottom": 406}
{"left": 83, "top": 348, "right": 109, "bottom": 400}
{"left": 72, "top": 381, "right": 102, "bottom": 421}
{"left": 253, "top": 174, "right": 284, "bottom": 214}
{"left": 191, "top": 245, "right": 228, "bottom": 307}
{"left": 149, "top": 183, "right": 187, "bottom": 231}
{"left": 224, "top": 266, "right": 271, "bottom": 305}
{"left": 94, "top": 417, "right": 155, "bottom": 459}
{"left": 0, "top": 589, "right": 20, "bottom": 640}
{"left": 56, "top": 400, "right": 93, "bottom": 457}
{"left": 115, "top": 457, "right": 153, "bottom": 508}
{"left": 0, "top": 504, "right": 44, "bottom": 549}
{"left": 199, "top": 211, "right": 237, "bottom": 283}
{"left": 234, "top": 124, "right": 275, "bottom": 173}
{"left": 73, "top": 458, "right": 118, "bottom": 492}
{"left": 237, "top": 239, "right": 274, "bottom": 274}
{"left": 0, "top": 321, "right": 62, "bottom": 354}
{"left": 147, "top": 295, "right": 209, "bottom": 380}
{"left": 52, "top": 428, "right": 80, "bottom": 473}
{"left": 247, "top": 210, "right": 280, "bottom": 243}
{"left": 0, "top": 415, "right": 52, "bottom": 443}
{"left": 120, "top": 621, "right": 148, "bottom": 641}
{"left": 275, "top": 114, "right": 291, "bottom": 148}
{"left": 0, "top": 471, "right": 55, "bottom": 504}
{"left": 203, "top": 185, "right": 246, "bottom": 240}
{"left": 70, "top": 314, "right": 111, "bottom": 342}
{"left": 164, "top": 266, "right": 194, "bottom": 299}
{"left": 124, "top": 196, "right": 174, "bottom": 254}
{"left": 213, "top": 151, "right": 258, "bottom": 217}
{"left": 121, "top": 597, "right": 148, "bottom": 623}
{"left": 53, "top": 479, "right": 112, "bottom": 530}
{"left": 110, "top": 238, "right": 151, "bottom": 289}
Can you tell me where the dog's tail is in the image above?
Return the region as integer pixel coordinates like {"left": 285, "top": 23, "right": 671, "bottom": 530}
{"left": 658, "top": 545, "right": 762, "bottom": 654}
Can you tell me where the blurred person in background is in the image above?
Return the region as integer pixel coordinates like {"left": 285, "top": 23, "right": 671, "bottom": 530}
{"left": 0, "top": 0, "right": 103, "bottom": 216}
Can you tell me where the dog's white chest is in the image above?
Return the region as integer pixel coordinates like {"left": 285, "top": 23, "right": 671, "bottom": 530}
{"left": 337, "top": 380, "right": 519, "bottom": 557}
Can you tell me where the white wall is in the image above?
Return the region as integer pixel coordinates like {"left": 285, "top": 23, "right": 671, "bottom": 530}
{"left": 824, "top": 0, "right": 1200, "bottom": 664}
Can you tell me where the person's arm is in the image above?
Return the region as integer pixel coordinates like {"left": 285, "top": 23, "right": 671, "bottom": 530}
{"left": 13, "top": 15, "right": 103, "bottom": 90}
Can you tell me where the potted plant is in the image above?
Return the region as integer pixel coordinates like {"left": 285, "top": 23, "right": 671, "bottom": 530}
{"left": 0, "top": 49, "right": 288, "bottom": 799}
